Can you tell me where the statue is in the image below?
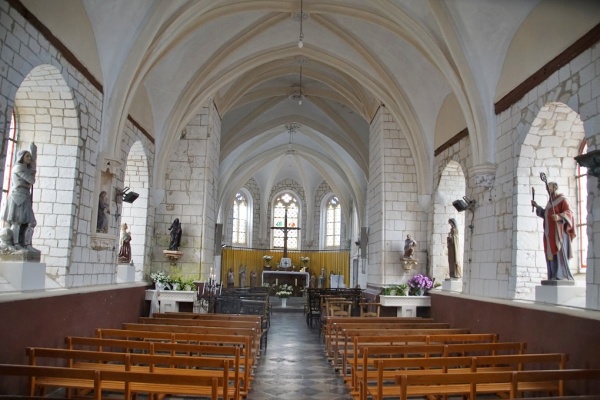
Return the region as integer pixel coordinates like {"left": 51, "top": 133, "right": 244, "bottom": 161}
{"left": 531, "top": 181, "right": 575, "bottom": 281}
{"left": 250, "top": 270, "right": 258, "bottom": 288}
{"left": 403, "top": 234, "right": 417, "bottom": 258}
{"left": 0, "top": 227, "right": 15, "bottom": 252}
{"left": 447, "top": 218, "right": 462, "bottom": 278}
{"left": 318, "top": 268, "right": 326, "bottom": 288}
{"left": 310, "top": 273, "right": 316, "bottom": 288}
{"left": 227, "top": 268, "right": 234, "bottom": 288}
{"left": 168, "top": 218, "right": 182, "bottom": 250}
{"left": 1, "top": 143, "right": 37, "bottom": 251}
{"left": 96, "top": 191, "right": 109, "bottom": 233}
{"left": 118, "top": 223, "right": 132, "bottom": 264}
{"left": 239, "top": 265, "right": 247, "bottom": 288}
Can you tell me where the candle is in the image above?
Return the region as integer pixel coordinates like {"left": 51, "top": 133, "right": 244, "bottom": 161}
{"left": 202, "top": 283, "right": 205, "bottom": 295}
{"left": 295, "top": 278, "right": 297, "bottom": 286}
{"left": 276, "top": 278, "right": 278, "bottom": 286}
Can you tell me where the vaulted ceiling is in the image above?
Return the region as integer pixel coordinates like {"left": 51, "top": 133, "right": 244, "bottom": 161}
{"left": 22, "top": 0, "right": 600, "bottom": 223}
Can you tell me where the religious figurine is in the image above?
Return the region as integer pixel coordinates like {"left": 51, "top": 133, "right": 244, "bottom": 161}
{"left": 239, "top": 265, "right": 247, "bottom": 287}
{"left": 310, "top": 273, "right": 316, "bottom": 288}
{"left": 118, "top": 223, "right": 132, "bottom": 264}
{"left": 250, "top": 270, "right": 258, "bottom": 288}
{"left": 168, "top": 218, "right": 182, "bottom": 250}
{"left": 1, "top": 143, "right": 37, "bottom": 251}
{"left": 96, "top": 191, "right": 109, "bottom": 233}
{"left": 403, "top": 234, "right": 417, "bottom": 258}
{"left": 531, "top": 181, "right": 575, "bottom": 281}
{"left": 0, "top": 227, "right": 15, "bottom": 252}
{"left": 318, "top": 267, "right": 326, "bottom": 288}
{"left": 447, "top": 218, "right": 462, "bottom": 278}
{"left": 227, "top": 268, "right": 235, "bottom": 288}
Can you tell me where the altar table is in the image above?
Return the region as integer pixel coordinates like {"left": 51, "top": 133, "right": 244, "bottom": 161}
{"left": 145, "top": 289, "right": 197, "bottom": 313}
{"left": 262, "top": 271, "right": 309, "bottom": 296}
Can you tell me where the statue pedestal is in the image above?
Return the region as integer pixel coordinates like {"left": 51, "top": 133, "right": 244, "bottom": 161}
{"left": 163, "top": 250, "right": 183, "bottom": 264}
{"left": 0, "top": 261, "right": 46, "bottom": 290}
{"left": 117, "top": 264, "right": 136, "bottom": 283}
{"left": 535, "top": 280, "right": 583, "bottom": 305}
{"left": 442, "top": 278, "right": 462, "bottom": 292}
{"left": 401, "top": 258, "right": 417, "bottom": 271}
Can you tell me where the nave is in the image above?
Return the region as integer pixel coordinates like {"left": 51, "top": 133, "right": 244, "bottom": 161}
{"left": 247, "top": 305, "right": 352, "bottom": 400}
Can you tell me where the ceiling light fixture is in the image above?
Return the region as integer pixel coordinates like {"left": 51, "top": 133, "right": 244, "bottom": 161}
{"left": 285, "top": 123, "right": 300, "bottom": 157}
{"left": 298, "top": 65, "right": 303, "bottom": 105}
{"left": 298, "top": 0, "right": 304, "bottom": 48}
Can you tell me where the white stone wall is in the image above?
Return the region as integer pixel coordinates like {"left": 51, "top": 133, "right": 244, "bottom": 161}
{"left": 495, "top": 43, "right": 600, "bottom": 308}
{"left": 152, "top": 104, "right": 220, "bottom": 280}
{"left": 367, "top": 107, "right": 424, "bottom": 286}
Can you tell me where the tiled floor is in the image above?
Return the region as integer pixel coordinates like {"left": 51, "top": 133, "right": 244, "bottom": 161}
{"left": 247, "top": 299, "right": 353, "bottom": 400}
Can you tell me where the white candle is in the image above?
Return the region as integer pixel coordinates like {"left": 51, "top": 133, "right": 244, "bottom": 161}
{"left": 295, "top": 278, "right": 297, "bottom": 286}
{"left": 202, "top": 283, "right": 205, "bottom": 295}
{"left": 276, "top": 278, "right": 278, "bottom": 286}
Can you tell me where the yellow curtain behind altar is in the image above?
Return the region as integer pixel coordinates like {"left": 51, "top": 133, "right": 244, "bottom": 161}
{"left": 221, "top": 248, "right": 350, "bottom": 288}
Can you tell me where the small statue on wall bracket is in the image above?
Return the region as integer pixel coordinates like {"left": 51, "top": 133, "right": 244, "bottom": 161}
{"left": 168, "top": 218, "right": 182, "bottom": 250}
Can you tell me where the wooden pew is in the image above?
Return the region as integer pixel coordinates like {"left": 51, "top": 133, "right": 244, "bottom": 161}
{"left": 363, "top": 353, "right": 567, "bottom": 400}
{"left": 95, "top": 329, "right": 254, "bottom": 395}
{"left": 393, "top": 369, "right": 600, "bottom": 400}
{"left": 26, "top": 347, "right": 234, "bottom": 399}
{"left": 342, "top": 332, "right": 497, "bottom": 382}
{"left": 121, "top": 322, "right": 261, "bottom": 358}
{"left": 65, "top": 337, "right": 244, "bottom": 398}
{"left": 348, "top": 340, "right": 524, "bottom": 395}
{"left": 333, "top": 328, "right": 472, "bottom": 371}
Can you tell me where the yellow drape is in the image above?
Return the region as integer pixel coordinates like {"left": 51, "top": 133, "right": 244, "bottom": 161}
{"left": 220, "top": 248, "right": 350, "bottom": 287}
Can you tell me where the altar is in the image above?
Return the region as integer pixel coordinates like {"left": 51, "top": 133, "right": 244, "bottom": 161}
{"left": 262, "top": 270, "right": 309, "bottom": 296}
{"left": 145, "top": 289, "right": 197, "bottom": 313}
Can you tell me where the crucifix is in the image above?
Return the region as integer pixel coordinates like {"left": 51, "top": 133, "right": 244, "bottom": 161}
{"left": 270, "top": 208, "right": 300, "bottom": 258}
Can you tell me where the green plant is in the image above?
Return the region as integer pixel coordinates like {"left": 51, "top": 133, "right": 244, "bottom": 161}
{"left": 380, "top": 284, "right": 408, "bottom": 296}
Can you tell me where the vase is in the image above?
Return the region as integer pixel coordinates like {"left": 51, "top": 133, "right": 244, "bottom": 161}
{"left": 155, "top": 282, "right": 166, "bottom": 291}
{"left": 281, "top": 297, "right": 287, "bottom": 308}
{"left": 415, "top": 288, "right": 425, "bottom": 296}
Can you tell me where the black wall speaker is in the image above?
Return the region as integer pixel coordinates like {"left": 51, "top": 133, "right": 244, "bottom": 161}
{"left": 360, "top": 227, "right": 368, "bottom": 259}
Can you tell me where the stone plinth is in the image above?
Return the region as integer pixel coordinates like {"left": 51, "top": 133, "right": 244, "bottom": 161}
{"left": 0, "top": 261, "right": 46, "bottom": 290}
{"left": 117, "top": 264, "right": 135, "bottom": 283}
{"left": 379, "top": 295, "right": 431, "bottom": 317}
{"left": 442, "top": 278, "right": 463, "bottom": 292}
{"left": 535, "top": 280, "right": 584, "bottom": 305}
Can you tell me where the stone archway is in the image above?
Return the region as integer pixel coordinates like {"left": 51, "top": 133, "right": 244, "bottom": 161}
{"left": 513, "top": 102, "right": 586, "bottom": 299}
{"left": 14, "top": 64, "right": 80, "bottom": 287}
{"left": 432, "top": 160, "right": 466, "bottom": 286}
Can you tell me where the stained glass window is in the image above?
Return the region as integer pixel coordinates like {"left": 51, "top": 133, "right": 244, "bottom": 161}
{"left": 232, "top": 192, "right": 248, "bottom": 245}
{"left": 325, "top": 196, "right": 341, "bottom": 247}
{"left": 272, "top": 193, "right": 299, "bottom": 249}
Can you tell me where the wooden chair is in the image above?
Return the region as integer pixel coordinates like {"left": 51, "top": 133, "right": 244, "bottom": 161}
{"left": 359, "top": 302, "right": 380, "bottom": 317}
{"left": 329, "top": 300, "right": 352, "bottom": 317}
{"left": 306, "top": 291, "right": 322, "bottom": 328}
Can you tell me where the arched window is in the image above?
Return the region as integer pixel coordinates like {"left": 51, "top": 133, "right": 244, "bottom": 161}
{"left": 272, "top": 192, "right": 299, "bottom": 249}
{"left": 232, "top": 191, "right": 252, "bottom": 246}
{"left": 325, "top": 196, "right": 341, "bottom": 247}
{"left": 576, "top": 142, "right": 588, "bottom": 270}
{"left": 1, "top": 111, "right": 18, "bottom": 216}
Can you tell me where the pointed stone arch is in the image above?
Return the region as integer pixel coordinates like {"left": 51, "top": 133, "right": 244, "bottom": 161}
{"left": 432, "top": 160, "right": 466, "bottom": 285}
{"left": 513, "top": 102, "right": 585, "bottom": 299}
{"left": 121, "top": 141, "right": 150, "bottom": 281}
{"left": 13, "top": 64, "right": 80, "bottom": 287}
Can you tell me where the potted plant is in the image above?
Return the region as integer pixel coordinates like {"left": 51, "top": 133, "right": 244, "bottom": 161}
{"left": 407, "top": 274, "right": 434, "bottom": 296}
{"left": 381, "top": 284, "right": 408, "bottom": 296}
{"left": 150, "top": 270, "right": 171, "bottom": 290}
{"left": 276, "top": 284, "right": 293, "bottom": 307}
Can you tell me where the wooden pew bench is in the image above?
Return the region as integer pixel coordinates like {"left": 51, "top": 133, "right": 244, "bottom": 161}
{"left": 360, "top": 353, "right": 567, "bottom": 400}
{"left": 393, "top": 369, "right": 600, "bottom": 400}
{"left": 26, "top": 347, "right": 235, "bottom": 399}
{"left": 95, "top": 329, "right": 254, "bottom": 395}
{"left": 121, "top": 322, "right": 261, "bottom": 359}
{"left": 0, "top": 364, "right": 221, "bottom": 400}
{"left": 347, "top": 340, "right": 522, "bottom": 396}
{"left": 332, "top": 328, "right": 472, "bottom": 371}
{"left": 342, "top": 333, "right": 499, "bottom": 385}
{"left": 65, "top": 337, "right": 244, "bottom": 398}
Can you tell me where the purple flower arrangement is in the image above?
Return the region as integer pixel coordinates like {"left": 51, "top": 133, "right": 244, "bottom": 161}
{"left": 407, "top": 274, "right": 434, "bottom": 295}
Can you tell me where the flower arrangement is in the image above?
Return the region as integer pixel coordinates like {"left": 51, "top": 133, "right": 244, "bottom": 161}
{"left": 150, "top": 270, "right": 171, "bottom": 284}
{"left": 300, "top": 256, "right": 309, "bottom": 263}
{"left": 381, "top": 284, "right": 408, "bottom": 296}
{"left": 407, "top": 274, "right": 434, "bottom": 296}
{"left": 276, "top": 284, "right": 293, "bottom": 298}
{"left": 263, "top": 255, "right": 272, "bottom": 261}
